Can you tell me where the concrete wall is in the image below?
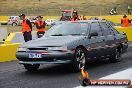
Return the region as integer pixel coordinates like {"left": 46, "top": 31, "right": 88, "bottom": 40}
{"left": 0, "top": 15, "right": 132, "bottom": 23}
{"left": 0, "top": 43, "right": 21, "bottom": 62}
{"left": 115, "top": 26, "right": 132, "bottom": 41}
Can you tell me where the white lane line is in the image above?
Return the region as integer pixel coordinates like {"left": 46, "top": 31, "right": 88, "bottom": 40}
{"left": 74, "top": 68, "right": 132, "bottom": 88}
{"left": 129, "top": 44, "right": 132, "bottom": 47}
{"left": 100, "top": 68, "right": 132, "bottom": 80}
{"left": 74, "top": 86, "right": 125, "bottom": 88}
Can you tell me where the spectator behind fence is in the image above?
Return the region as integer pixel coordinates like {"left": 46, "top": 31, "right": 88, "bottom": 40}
{"left": 128, "top": 6, "right": 131, "bottom": 15}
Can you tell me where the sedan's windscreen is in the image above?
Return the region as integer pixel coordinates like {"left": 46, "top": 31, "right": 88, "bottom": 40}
{"left": 44, "top": 23, "right": 88, "bottom": 37}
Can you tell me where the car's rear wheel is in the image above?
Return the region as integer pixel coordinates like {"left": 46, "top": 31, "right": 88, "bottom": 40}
{"left": 72, "top": 48, "right": 86, "bottom": 72}
{"left": 109, "top": 48, "right": 121, "bottom": 63}
{"left": 24, "top": 64, "right": 40, "bottom": 72}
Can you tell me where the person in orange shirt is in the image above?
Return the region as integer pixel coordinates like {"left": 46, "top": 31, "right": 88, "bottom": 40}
{"left": 70, "top": 10, "right": 79, "bottom": 21}
{"left": 121, "top": 15, "right": 130, "bottom": 27}
{"left": 19, "top": 14, "right": 32, "bottom": 42}
{"left": 35, "top": 16, "right": 46, "bottom": 38}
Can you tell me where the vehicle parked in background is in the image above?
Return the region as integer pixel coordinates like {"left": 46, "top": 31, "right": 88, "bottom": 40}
{"left": 16, "top": 20, "right": 128, "bottom": 72}
{"left": 45, "top": 19, "right": 58, "bottom": 26}
{"left": 60, "top": 10, "right": 73, "bottom": 21}
{"left": 8, "top": 16, "right": 22, "bottom": 26}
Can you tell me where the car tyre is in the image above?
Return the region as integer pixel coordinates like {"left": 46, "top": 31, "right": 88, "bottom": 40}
{"left": 109, "top": 48, "right": 121, "bottom": 63}
{"left": 12, "top": 22, "right": 17, "bottom": 26}
{"left": 72, "top": 48, "right": 86, "bottom": 72}
{"left": 24, "top": 64, "right": 40, "bottom": 72}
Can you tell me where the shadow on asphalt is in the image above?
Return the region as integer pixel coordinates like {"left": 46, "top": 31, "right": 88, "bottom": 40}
{"left": 23, "top": 60, "right": 113, "bottom": 75}
{"left": 20, "top": 47, "right": 132, "bottom": 79}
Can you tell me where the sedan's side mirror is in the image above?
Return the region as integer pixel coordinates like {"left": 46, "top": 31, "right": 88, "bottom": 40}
{"left": 89, "top": 32, "right": 98, "bottom": 38}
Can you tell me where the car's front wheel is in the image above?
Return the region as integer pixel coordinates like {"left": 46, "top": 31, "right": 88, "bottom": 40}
{"left": 12, "top": 22, "right": 17, "bottom": 26}
{"left": 24, "top": 64, "right": 40, "bottom": 72}
{"left": 72, "top": 48, "right": 86, "bottom": 72}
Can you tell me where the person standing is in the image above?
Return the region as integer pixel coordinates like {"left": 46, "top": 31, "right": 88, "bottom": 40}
{"left": 70, "top": 10, "right": 79, "bottom": 21}
{"left": 19, "top": 14, "right": 32, "bottom": 42}
{"left": 128, "top": 6, "right": 131, "bottom": 15}
{"left": 35, "top": 16, "right": 46, "bottom": 38}
{"left": 121, "top": 15, "right": 130, "bottom": 27}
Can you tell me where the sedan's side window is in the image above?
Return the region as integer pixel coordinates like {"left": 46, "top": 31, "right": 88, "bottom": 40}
{"left": 106, "top": 23, "right": 119, "bottom": 35}
{"left": 80, "top": 23, "right": 89, "bottom": 35}
{"left": 100, "top": 22, "right": 114, "bottom": 36}
{"left": 90, "top": 22, "right": 103, "bottom": 36}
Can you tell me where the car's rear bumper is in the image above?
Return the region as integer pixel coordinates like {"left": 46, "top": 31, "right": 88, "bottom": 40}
{"left": 16, "top": 50, "right": 74, "bottom": 64}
